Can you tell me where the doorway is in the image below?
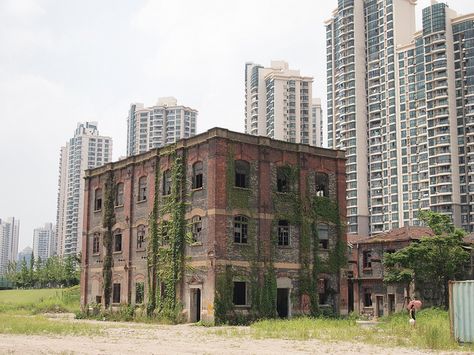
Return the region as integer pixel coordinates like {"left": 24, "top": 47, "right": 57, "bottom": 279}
{"left": 190, "top": 288, "right": 201, "bottom": 322}
{"left": 376, "top": 295, "right": 384, "bottom": 318}
{"left": 348, "top": 280, "right": 354, "bottom": 313}
{"left": 388, "top": 294, "right": 395, "bottom": 314}
{"left": 277, "top": 288, "right": 289, "bottom": 318}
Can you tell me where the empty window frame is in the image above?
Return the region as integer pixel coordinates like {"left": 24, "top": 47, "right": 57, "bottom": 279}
{"left": 92, "top": 233, "right": 100, "bottom": 254}
{"left": 317, "top": 223, "right": 329, "bottom": 249}
{"left": 94, "top": 188, "right": 102, "bottom": 211}
{"left": 192, "top": 161, "right": 203, "bottom": 189}
{"left": 315, "top": 172, "right": 329, "bottom": 197}
{"left": 363, "top": 288, "right": 373, "bottom": 307}
{"left": 135, "top": 282, "right": 144, "bottom": 304}
{"left": 137, "top": 225, "right": 145, "bottom": 250}
{"left": 233, "top": 281, "right": 247, "bottom": 306}
{"left": 191, "top": 216, "right": 202, "bottom": 243}
{"left": 235, "top": 160, "right": 250, "bottom": 188}
{"left": 363, "top": 250, "right": 372, "bottom": 268}
{"left": 277, "top": 166, "right": 292, "bottom": 193}
{"left": 163, "top": 170, "right": 172, "bottom": 195}
{"left": 114, "top": 230, "right": 122, "bottom": 252}
{"left": 278, "top": 220, "right": 290, "bottom": 246}
{"left": 115, "top": 183, "right": 124, "bottom": 206}
{"left": 113, "top": 283, "right": 121, "bottom": 304}
{"left": 138, "top": 177, "right": 147, "bottom": 202}
{"left": 234, "top": 216, "right": 248, "bottom": 244}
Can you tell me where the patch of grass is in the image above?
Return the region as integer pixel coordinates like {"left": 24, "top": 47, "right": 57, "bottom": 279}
{"left": 0, "top": 313, "right": 102, "bottom": 336}
{"left": 241, "top": 309, "right": 474, "bottom": 352}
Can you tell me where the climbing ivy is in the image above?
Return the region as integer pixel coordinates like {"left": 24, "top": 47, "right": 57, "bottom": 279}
{"left": 214, "top": 265, "right": 234, "bottom": 324}
{"left": 147, "top": 158, "right": 160, "bottom": 316}
{"left": 102, "top": 171, "right": 116, "bottom": 309}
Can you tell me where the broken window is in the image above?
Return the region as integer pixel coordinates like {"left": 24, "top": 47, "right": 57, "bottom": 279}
{"left": 315, "top": 172, "right": 329, "bottom": 197}
{"left": 363, "top": 288, "right": 373, "bottom": 307}
{"left": 135, "top": 282, "right": 144, "bottom": 304}
{"left": 233, "top": 281, "right": 247, "bottom": 305}
{"left": 92, "top": 233, "right": 100, "bottom": 254}
{"left": 317, "top": 223, "right": 329, "bottom": 249}
{"left": 277, "top": 167, "right": 291, "bottom": 193}
{"left": 113, "top": 283, "right": 121, "bottom": 304}
{"left": 137, "top": 225, "right": 145, "bottom": 250}
{"left": 235, "top": 160, "right": 250, "bottom": 188}
{"left": 192, "top": 161, "right": 203, "bottom": 189}
{"left": 363, "top": 250, "right": 372, "bottom": 268}
{"left": 234, "top": 216, "right": 248, "bottom": 244}
{"left": 114, "top": 230, "right": 122, "bottom": 252}
{"left": 138, "top": 176, "right": 147, "bottom": 201}
{"left": 115, "top": 182, "right": 124, "bottom": 206}
{"left": 163, "top": 170, "right": 172, "bottom": 195}
{"left": 318, "top": 278, "right": 328, "bottom": 304}
{"left": 191, "top": 216, "right": 202, "bottom": 243}
{"left": 94, "top": 188, "right": 102, "bottom": 211}
{"left": 278, "top": 220, "right": 290, "bottom": 246}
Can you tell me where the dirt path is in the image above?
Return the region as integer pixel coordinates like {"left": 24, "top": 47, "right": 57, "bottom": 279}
{"left": 0, "top": 320, "right": 458, "bottom": 355}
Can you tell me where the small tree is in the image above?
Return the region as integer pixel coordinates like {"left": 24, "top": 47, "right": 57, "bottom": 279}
{"left": 384, "top": 211, "right": 470, "bottom": 308}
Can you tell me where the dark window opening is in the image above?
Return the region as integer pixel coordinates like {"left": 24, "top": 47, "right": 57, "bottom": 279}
{"left": 114, "top": 231, "right": 122, "bottom": 252}
{"left": 315, "top": 172, "right": 329, "bottom": 197}
{"left": 318, "top": 278, "right": 328, "bottom": 304}
{"left": 113, "top": 283, "right": 121, "bottom": 304}
{"left": 137, "top": 226, "right": 145, "bottom": 249}
{"left": 191, "top": 216, "right": 202, "bottom": 243}
{"left": 233, "top": 281, "right": 246, "bottom": 305}
{"left": 192, "top": 162, "right": 203, "bottom": 189}
{"left": 235, "top": 160, "right": 250, "bottom": 188}
{"left": 364, "top": 288, "right": 373, "bottom": 307}
{"left": 135, "top": 282, "right": 144, "bottom": 304}
{"left": 94, "top": 189, "right": 102, "bottom": 211}
{"left": 95, "top": 295, "right": 102, "bottom": 304}
{"left": 138, "top": 177, "right": 147, "bottom": 201}
{"left": 278, "top": 220, "right": 290, "bottom": 246}
{"left": 161, "top": 222, "right": 169, "bottom": 245}
{"left": 92, "top": 233, "right": 100, "bottom": 254}
{"left": 163, "top": 170, "right": 172, "bottom": 195}
{"left": 277, "top": 167, "right": 291, "bottom": 193}
{"left": 363, "top": 250, "right": 372, "bottom": 268}
{"left": 234, "top": 216, "right": 248, "bottom": 244}
{"left": 317, "top": 223, "right": 329, "bottom": 249}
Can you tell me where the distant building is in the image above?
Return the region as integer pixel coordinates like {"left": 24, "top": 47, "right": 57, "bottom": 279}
{"left": 312, "top": 98, "right": 324, "bottom": 147}
{"left": 244, "top": 61, "right": 314, "bottom": 145}
{"left": 33, "top": 223, "right": 55, "bottom": 261}
{"left": 17, "top": 246, "right": 32, "bottom": 267}
{"left": 126, "top": 97, "right": 197, "bottom": 156}
{"left": 0, "top": 217, "right": 20, "bottom": 275}
{"left": 56, "top": 122, "right": 113, "bottom": 257}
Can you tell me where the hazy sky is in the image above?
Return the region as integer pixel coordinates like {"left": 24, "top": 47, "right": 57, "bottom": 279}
{"left": 0, "top": 0, "right": 472, "bottom": 251}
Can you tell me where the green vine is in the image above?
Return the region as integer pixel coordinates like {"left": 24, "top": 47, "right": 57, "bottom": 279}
{"left": 147, "top": 158, "right": 160, "bottom": 316}
{"left": 102, "top": 171, "right": 116, "bottom": 309}
{"left": 215, "top": 265, "right": 234, "bottom": 324}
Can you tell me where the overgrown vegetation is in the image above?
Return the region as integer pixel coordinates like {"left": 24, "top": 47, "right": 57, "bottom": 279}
{"left": 102, "top": 170, "right": 116, "bottom": 309}
{"left": 384, "top": 210, "right": 470, "bottom": 308}
{"left": 213, "top": 308, "right": 473, "bottom": 352}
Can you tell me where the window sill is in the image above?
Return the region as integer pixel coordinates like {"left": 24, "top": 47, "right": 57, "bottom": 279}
{"left": 233, "top": 186, "right": 251, "bottom": 191}
{"left": 92, "top": 252, "right": 100, "bottom": 256}
{"left": 233, "top": 242, "right": 249, "bottom": 246}
{"left": 190, "top": 242, "right": 203, "bottom": 247}
{"left": 114, "top": 204, "right": 124, "bottom": 209}
{"left": 137, "top": 199, "right": 147, "bottom": 204}
{"left": 234, "top": 304, "right": 251, "bottom": 308}
{"left": 93, "top": 209, "right": 102, "bottom": 213}
{"left": 113, "top": 251, "right": 122, "bottom": 254}
{"left": 277, "top": 245, "right": 291, "bottom": 249}
{"left": 191, "top": 187, "right": 204, "bottom": 192}
{"left": 136, "top": 248, "right": 146, "bottom": 252}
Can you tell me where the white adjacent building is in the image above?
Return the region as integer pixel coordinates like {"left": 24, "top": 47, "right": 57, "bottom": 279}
{"left": 245, "top": 61, "right": 315, "bottom": 145}
{"left": 126, "top": 97, "right": 197, "bottom": 156}
{"left": 327, "top": 0, "right": 474, "bottom": 234}
{"left": 312, "top": 98, "right": 324, "bottom": 147}
{"left": 0, "top": 217, "right": 20, "bottom": 275}
{"left": 56, "top": 122, "right": 112, "bottom": 256}
{"left": 33, "top": 223, "right": 55, "bottom": 261}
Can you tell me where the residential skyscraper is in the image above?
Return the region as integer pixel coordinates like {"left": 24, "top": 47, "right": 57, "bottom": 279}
{"left": 0, "top": 217, "right": 20, "bottom": 275}
{"left": 56, "top": 122, "right": 112, "bottom": 256}
{"left": 312, "top": 98, "right": 324, "bottom": 147}
{"left": 245, "top": 61, "right": 314, "bottom": 145}
{"left": 327, "top": 0, "right": 474, "bottom": 234}
{"left": 33, "top": 223, "right": 55, "bottom": 261}
{"left": 126, "top": 97, "right": 197, "bottom": 156}
{"left": 17, "top": 246, "right": 32, "bottom": 266}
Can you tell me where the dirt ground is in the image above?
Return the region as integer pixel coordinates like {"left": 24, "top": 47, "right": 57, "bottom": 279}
{"left": 0, "top": 319, "right": 460, "bottom": 355}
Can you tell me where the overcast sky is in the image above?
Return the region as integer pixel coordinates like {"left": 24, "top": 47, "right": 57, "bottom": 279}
{"left": 0, "top": 0, "right": 472, "bottom": 251}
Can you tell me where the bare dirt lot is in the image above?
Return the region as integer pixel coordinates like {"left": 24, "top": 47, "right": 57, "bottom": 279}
{"left": 0, "top": 319, "right": 458, "bottom": 355}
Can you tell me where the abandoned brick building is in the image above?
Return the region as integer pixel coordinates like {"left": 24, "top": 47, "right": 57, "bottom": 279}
{"left": 80, "top": 128, "right": 347, "bottom": 322}
{"left": 347, "top": 226, "right": 435, "bottom": 318}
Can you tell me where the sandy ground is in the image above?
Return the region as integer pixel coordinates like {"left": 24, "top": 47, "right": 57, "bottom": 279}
{"left": 0, "top": 318, "right": 461, "bottom": 355}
